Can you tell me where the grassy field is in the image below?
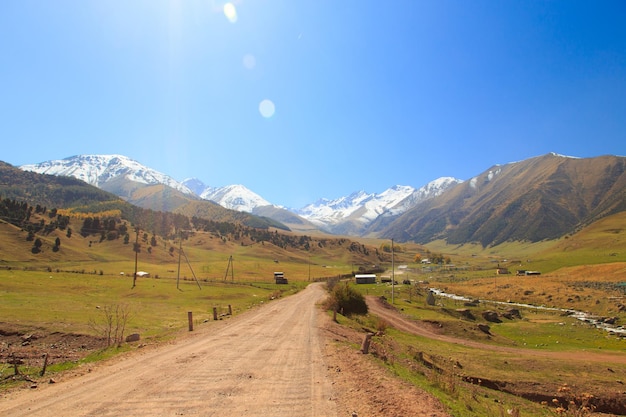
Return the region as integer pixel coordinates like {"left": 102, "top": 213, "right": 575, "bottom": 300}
{"left": 0, "top": 268, "right": 304, "bottom": 336}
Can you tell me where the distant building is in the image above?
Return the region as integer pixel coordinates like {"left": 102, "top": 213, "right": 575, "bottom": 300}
{"left": 516, "top": 270, "right": 540, "bottom": 276}
{"left": 355, "top": 274, "right": 376, "bottom": 284}
{"left": 274, "top": 272, "right": 288, "bottom": 284}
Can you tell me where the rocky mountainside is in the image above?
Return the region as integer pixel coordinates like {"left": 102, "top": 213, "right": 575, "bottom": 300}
{"left": 380, "top": 153, "right": 626, "bottom": 246}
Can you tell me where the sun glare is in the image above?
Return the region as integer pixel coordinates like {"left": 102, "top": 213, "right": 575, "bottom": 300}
{"left": 223, "top": 2, "right": 238, "bottom": 23}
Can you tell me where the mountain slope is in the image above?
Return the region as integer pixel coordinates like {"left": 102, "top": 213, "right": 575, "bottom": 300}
{"left": 382, "top": 153, "right": 626, "bottom": 246}
{"left": 0, "top": 161, "right": 122, "bottom": 209}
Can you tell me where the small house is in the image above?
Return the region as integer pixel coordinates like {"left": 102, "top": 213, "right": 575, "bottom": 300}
{"left": 355, "top": 274, "right": 376, "bottom": 284}
{"left": 274, "top": 272, "right": 288, "bottom": 284}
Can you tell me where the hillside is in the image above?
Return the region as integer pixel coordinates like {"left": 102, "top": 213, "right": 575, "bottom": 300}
{"left": 382, "top": 153, "right": 626, "bottom": 246}
{"left": 5, "top": 161, "right": 287, "bottom": 231}
{"left": 0, "top": 161, "right": 122, "bottom": 209}
{"left": 0, "top": 161, "right": 386, "bottom": 275}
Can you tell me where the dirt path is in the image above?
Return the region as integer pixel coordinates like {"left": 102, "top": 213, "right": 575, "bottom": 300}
{"left": 366, "top": 295, "right": 626, "bottom": 364}
{"left": 1, "top": 284, "right": 336, "bottom": 416}
{"left": 1, "top": 285, "right": 450, "bottom": 417}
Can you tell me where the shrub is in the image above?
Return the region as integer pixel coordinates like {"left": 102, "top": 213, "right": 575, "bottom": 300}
{"left": 327, "top": 282, "right": 368, "bottom": 316}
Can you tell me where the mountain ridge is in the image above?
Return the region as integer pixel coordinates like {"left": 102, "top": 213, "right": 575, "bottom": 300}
{"left": 18, "top": 152, "right": 626, "bottom": 246}
{"left": 20, "top": 154, "right": 461, "bottom": 236}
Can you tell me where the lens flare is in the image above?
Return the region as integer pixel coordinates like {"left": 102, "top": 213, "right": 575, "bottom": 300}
{"left": 223, "top": 3, "right": 237, "bottom": 23}
{"left": 243, "top": 54, "right": 256, "bottom": 70}
{"left": 259, "top": 99, "right": 275, "bottom": 118}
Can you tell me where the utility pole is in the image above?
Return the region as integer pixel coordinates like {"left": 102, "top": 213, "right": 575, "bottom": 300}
{"left": 177, "top": 235, "right": 183, "bottom": 290}
{"left": 177, "top": 230, "right": 202, "bottom": 290}
{"left": 224, "top": 255, "right": 234, "bottom": 281}
{"left": 132, "top": 228, "right": 139, "bottom": 289}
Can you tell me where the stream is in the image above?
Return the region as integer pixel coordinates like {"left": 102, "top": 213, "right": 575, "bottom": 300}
{"left": 429, "top": 288, "right": 626, "bottom": 336}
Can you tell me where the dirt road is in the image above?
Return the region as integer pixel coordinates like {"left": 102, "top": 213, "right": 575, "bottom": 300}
{"left": 1, "top": 284, "right": 336, "bottom": 417}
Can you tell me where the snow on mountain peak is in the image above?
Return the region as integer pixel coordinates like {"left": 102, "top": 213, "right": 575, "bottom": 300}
{"left": 18, "top": 153, "right": 463, "bottom": 236}
{"left": 296, "top": 178, "right": 460, "bottom": 231}
{"left": 200, "top": 184, "right": 271, "bottom": 212}
{"left": 20, "top": 154, "right": 194, "bottom": 195}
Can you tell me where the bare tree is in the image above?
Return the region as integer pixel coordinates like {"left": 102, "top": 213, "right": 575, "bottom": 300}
{"left": 89, "top": 304, "right": 133, "bottom": 347}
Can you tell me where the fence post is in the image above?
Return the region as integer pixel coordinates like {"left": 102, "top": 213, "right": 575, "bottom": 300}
{"left": 188, "top": 311, "right": 193, "bottom": 331}
{"left": 361, "top": 333, "right": 374, "bottom": 354}
{"left": 213, "top": 307, "right": 218, "bottom": 321}
{"left": 11, "top": 353, "right": 19, "bottom": 375}
{"left": 40, "top": 353, "right": 49, "bottom": 376}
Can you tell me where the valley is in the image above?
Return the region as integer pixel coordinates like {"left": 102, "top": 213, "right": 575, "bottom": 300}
{"left": 1, "top": 155, "right": 626, "bottom": 415}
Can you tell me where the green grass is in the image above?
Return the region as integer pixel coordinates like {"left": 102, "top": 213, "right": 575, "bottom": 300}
{"left": 1, "top": 265, "right": 309, "bottom": 387}
{"left": 0, "top": 269, "right": 300, "bottom": 337}
{"left": 493, "top": 316, "right": 626, "bottom": 351}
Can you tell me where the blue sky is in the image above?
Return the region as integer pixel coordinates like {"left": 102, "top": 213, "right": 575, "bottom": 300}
{"left": 2, "top": 1, "right": 625, "bottom": 208}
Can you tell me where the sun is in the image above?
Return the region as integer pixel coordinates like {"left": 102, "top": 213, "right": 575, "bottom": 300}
{"left": 223, "top": 2, "right": 238, "bottom": 23}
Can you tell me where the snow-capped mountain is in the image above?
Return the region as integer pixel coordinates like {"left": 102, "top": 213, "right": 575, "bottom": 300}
{"left": 295, "top": 178, "right": 462, "bottom": 234}
{"left": 386, "top": 177, "right": 463, "bottom": 215}
{"left": 181, "top": 179, "right": 272, "bottom": 212}
{"left": 19, "top": 154, "right": 462, "bottom": 237}
{"left": 201, "top": 185, "right": 271, "bottom": 212}
{"left": 21, "top": 155, "right": 194, "bottom": 196}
